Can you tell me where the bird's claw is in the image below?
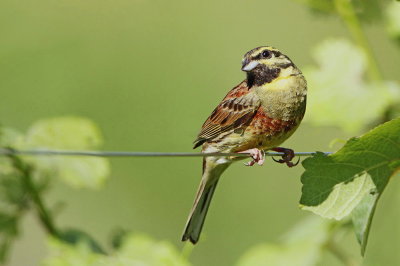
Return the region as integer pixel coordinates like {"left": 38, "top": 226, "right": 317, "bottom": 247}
{"left": 271, "top": 147, "right": 300, "bottom": 168}
{"left": 239, "top": 148, "right": 265, "bottom": 166}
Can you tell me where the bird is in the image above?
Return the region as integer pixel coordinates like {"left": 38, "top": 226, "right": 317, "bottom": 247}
{"left": 182, "top": 46, "right": 307, "bottom": 244}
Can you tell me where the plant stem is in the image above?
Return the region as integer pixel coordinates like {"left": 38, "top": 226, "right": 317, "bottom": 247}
{"left": 326, "top": 240, "right": 359, "bottom": 266}
{"left": 334, "top": 0, "right": 382, "bottom": 82}
{"left": 11, "top": 156, "right": 59, "bottom": 237}
{"left": 323, "top": 221, "right": 360, "bottom": 266}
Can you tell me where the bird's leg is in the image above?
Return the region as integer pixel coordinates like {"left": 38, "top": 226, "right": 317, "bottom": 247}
{"left": 271, "top": 147, "right": 300, "bottom": 168}
{"left": 238, "top": 148, "right": 265, "bottom": 166}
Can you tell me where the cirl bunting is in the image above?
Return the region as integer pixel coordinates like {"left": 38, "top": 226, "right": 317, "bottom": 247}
{"left": 182, "top": 46, "right": 307, "bottom": 244}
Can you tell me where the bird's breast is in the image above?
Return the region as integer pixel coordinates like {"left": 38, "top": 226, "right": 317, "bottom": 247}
{"left": 244, "top": 106, "right": 303, "bottom": 149}
{"left": 255, "top": 74, "right": 307, "bottom": 121}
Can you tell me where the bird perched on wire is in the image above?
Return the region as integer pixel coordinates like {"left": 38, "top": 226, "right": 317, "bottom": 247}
{"left": 182, "top": 46, "right": 307, "bottom": 244}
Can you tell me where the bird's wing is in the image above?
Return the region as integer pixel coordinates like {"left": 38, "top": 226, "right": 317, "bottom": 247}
{"left": 193, "top": 81, "right": 260, "bottom": 148}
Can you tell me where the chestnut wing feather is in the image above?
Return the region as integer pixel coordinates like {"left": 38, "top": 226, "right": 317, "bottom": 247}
{"left": 193, "top": 81, "right": 260, "bottom": 148}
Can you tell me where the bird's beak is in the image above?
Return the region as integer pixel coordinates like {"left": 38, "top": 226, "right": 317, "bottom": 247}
{"left": 241, "top": 59, "right": 259, "bottom": 72}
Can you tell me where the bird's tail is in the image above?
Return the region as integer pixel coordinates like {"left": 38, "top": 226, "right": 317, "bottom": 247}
{"left": 182, "top": 159, "right": 229, "bottom": 244}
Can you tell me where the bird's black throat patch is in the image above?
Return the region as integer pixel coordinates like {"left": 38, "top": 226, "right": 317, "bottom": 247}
{"left": 247, "top": 65, "right": 281, "bottom": 88}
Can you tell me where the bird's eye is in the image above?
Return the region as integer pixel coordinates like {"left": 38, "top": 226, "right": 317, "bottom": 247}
{"left": 261, "top": 50, "right": 271, "bottom": 58}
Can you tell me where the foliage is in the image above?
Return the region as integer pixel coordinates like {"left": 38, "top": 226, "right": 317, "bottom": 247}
{"left": 0, "top": 117, "right": 191, "bottom": 266}
{"left": 304, "top": 39, "right": 399, "bottom": 133}
{"left": 238, "top": 117, "right": 400, "bottom": 264}
{"left": 42, "top": 234, "right": 191, "bottom": 266}
{"left": 237, "top": 217, "right": 333, "bottom": 266}
{"left": 22, "top": 117, "right": 110, "bottom": 189}
{"left": 295, "top": 2, "right": 400, "bottom": 256}
{"left": 300, "top": 118, "right": 400, "bottom": 254}
{"left": 0, "top": 116, "right": 111, "bottom": 262}
{"left": 293, "top": 0, "right": 383, "bottom": 22}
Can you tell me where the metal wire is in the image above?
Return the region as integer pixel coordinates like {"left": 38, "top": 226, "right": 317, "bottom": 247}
{"left": 0, "top": 148, "right": 332, "bottom": 158}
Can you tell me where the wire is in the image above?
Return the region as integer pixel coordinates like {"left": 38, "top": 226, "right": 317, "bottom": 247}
{"left": 0, "top": 148, "right": 332, "bottom": 158}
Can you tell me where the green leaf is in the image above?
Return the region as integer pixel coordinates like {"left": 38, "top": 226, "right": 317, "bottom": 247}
{"left": 351, "top": 191, "right": 378, "bottom": 255}
{"left": 386, "top": 1, "right": 400, "bottom": 39}
{"left": 33, "top": 157, "right": 110, "bottom": 189}
{"left": 304, "top": 39, "right": 400, "bottom": 133}
{"left": 43, "top": 237, "right": 103, "bottom": 266}
{"left": 23, "top": 117, "right": 110, "bottom": 189}
{"left": 300, "top": 118, "right": 400, "bottom": 253}
{"left": 117, "top": 234, "right": 191, "bottom": 266}
{"left": 25, "top": 117, "right": 103, "bottom": 149}
{"left": 0, "top": 128, "right": 24, "bottom": 148}
{"left": 301, "top": 156, "right": 376, "bottom": 219}
{"left": 42, "top": 233, "right": 191, "bottom": 266}
{"left": 237, "top": 217, "right": 331, "bottom": 266}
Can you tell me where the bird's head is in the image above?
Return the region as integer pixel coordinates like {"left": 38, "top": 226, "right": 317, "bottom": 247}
{"left": 241, "top": 46, "right": 293, "bottom": 72}
{"left": 241, "top": 46, "right": 297, "bottom": 87}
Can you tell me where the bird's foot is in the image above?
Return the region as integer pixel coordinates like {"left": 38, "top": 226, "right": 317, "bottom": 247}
{"left": 271, "top": 147, "right": 300, "bottom": 168}
{"left": 239, "top": 148, "right": 265, "bottom": 166}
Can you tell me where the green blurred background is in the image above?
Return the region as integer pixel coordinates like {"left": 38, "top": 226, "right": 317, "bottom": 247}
{"left": 1, "top": 0, "right": 400, "bottom": 265}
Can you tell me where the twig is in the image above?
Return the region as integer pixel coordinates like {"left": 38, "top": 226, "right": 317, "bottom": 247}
{"left": 9, "top": 155, "right": 59, "bottom": 237}
{"left": 334, "top": 0, "right": 382, "bottom": 82}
